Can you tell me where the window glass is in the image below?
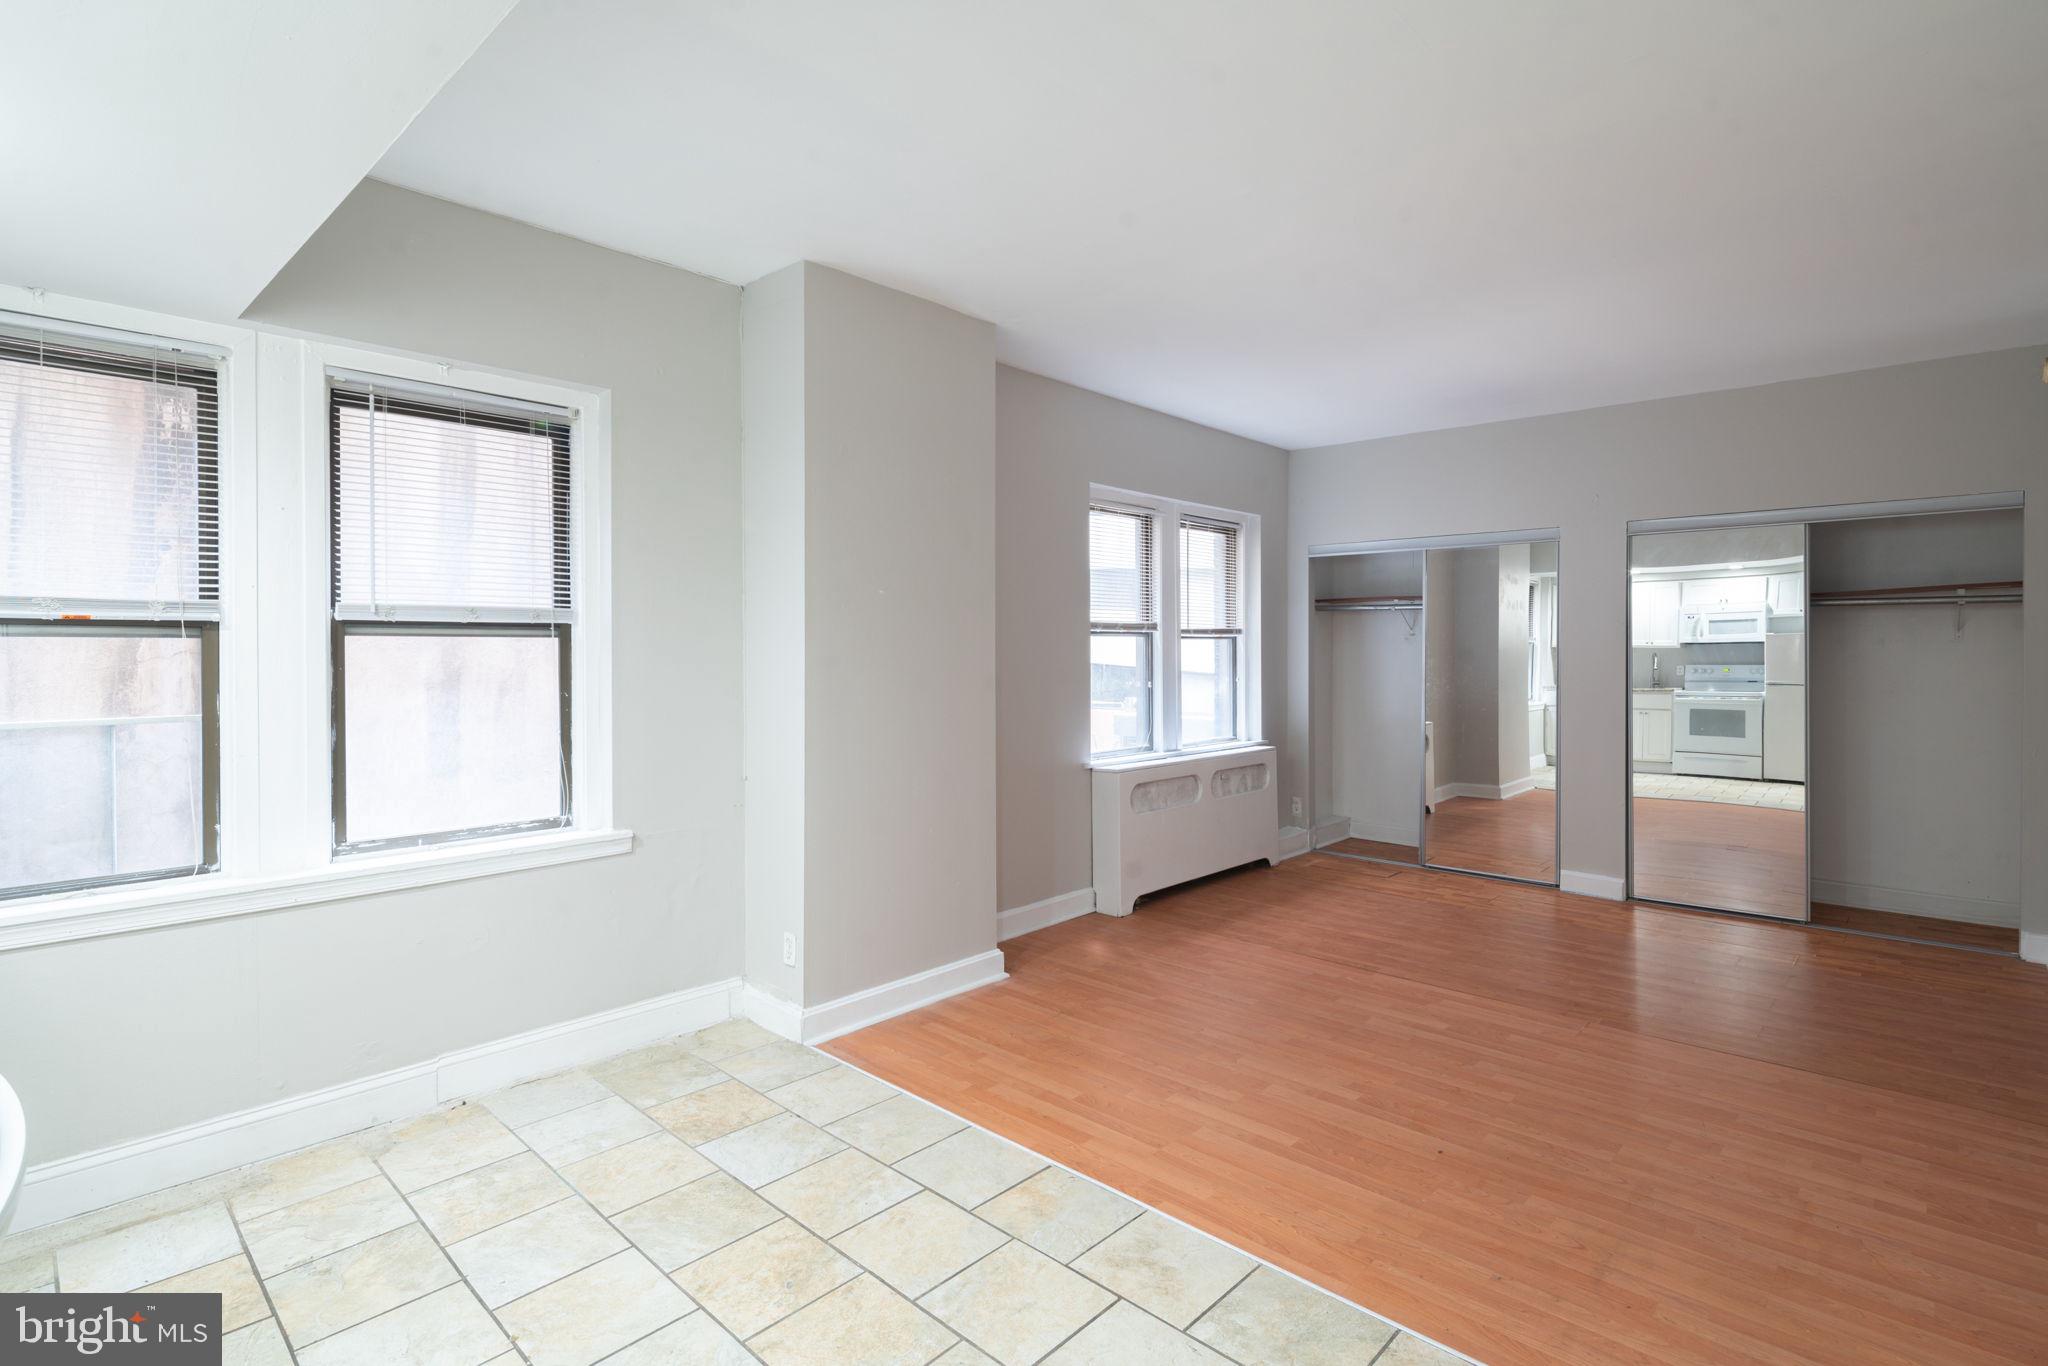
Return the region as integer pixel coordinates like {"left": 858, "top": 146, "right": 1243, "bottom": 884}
{"left": 1089, "top": 633, "right": 1152, "bottom": 755}
{"left": 0, "top": 632, "right": 205, "bottom": 891}
{"left": 339, "top": 631, "right": 564, "bottom": 845}
{"left": 1178, "top": 635, "right": 1238, "bottom": 745}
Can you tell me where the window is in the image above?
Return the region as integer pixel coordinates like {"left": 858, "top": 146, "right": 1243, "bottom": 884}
{"left": 329, "top": 379, "right": 574, "bottom": 851}
{"left": 1088, "top": 488, "right": 1255, "bottom": 759}
{"left": 0, "top": 321, "right": 221, "bottom": 897}
{"left": 1529, "top": 572, "right": 1558, "bottom": 703}
{"left": 1088, "top": 502, "right": 1156, "bottom": 756}
{"left": 1178, "top": 515, "right": 1242, "bottom": 746}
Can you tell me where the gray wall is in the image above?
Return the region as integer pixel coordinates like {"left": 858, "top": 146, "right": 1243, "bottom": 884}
{"left": 739, "top": 263, "right": 809, "bottom": 1004}
{"left": 1286, "top": 344, "right": 2048, "bottom": 962}
{"left": 800, "top": 265, "right": 997, "bottom": 1003}
{"left": 994, "top": 367, "right": 1289, "bottom": 913}
{"left": 0, "top": 182, "right": 745, "bottom": 1165}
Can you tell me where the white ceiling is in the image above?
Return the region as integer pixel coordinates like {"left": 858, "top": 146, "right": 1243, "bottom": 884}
{"left": 2, "top": 1, "right": 516, "bottom": 320}
{"left": 369, "top": 1, "right": 2043, "bottom": 448}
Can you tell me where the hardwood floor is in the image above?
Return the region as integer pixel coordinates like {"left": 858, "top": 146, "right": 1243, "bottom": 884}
{"left": 828, "top": 855, "right": 2048, "bottom": 1366}
{"left": 1425, "top": 789, "right": 1556, "bottom": 882}
{"left": 1811, "top": 900, "right": 2020, "bottom": 953}
{"left": 1631, "top": 795, "right": 1807, "bottom": 919}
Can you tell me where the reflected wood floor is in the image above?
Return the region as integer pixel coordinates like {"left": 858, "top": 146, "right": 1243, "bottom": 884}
{"left": 829, "top": 856, "right": 2048, "bottom": 1366}
{"left": 1425, "top": 789, "right": 1556, "bottom": 882}
{"left": 1631, "top": 795, "right": 1807, "bottom": 919}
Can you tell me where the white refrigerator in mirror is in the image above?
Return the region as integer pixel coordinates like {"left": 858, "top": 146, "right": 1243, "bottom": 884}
{"left": 1763, "top": 633, "right": 1804, "bottom": 783}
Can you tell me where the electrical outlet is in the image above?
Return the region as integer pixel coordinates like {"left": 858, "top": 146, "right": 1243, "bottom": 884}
{"left": 1291, "top": 796, "right": 1303, "bottom": 819}
{"left": 781, "top": 933, "right": 797, "bottom": 968}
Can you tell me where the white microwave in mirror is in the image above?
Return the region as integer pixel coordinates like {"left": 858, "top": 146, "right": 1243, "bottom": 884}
{"left": 1681, "top": 606, "right": 1767, "bottom": 642}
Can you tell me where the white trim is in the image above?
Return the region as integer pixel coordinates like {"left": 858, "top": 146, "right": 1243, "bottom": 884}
{"left": 432, "top": 980, "right": 736, "bottom": 1100}
{"left": 998, "top": 888, "right": 1097, "bottom": 940}
{"left": 1810, "top": 878, "right": 2018, "bottom": 929}
{"left": 742, "top": 950, "right": 1011, "bottom": 1046}
{"left": 801, "top": 950, "right": 1008, "bottom": 1045}
{"left": 1561, "top": 869, "right": 1627, "bottom": 901}
{"left": 9, "top": 977, "right": 738, "bottom": 1233}
{"left": 0, "top": 828, "right": 634, "bottom": 952}
{"left": 1276, "top": 825, "right": 1311, "bottom": 860}
{"left": 740, "top": 984, "right": 804, "bottom": 1042}
{"left": 1310, "top": 817, "right": 1353, "bottom": 850}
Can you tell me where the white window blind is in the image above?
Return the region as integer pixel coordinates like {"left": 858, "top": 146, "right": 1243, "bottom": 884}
{"left": 330, "top": 380, "right": 573, "bottom": 623}
{"left": 0, "top": 321, "right": 221, "bottom": 620}
{"left": 1088, "top": 503, "right": 1155, "bottom": 628}
{"left": 1179, "top": 515, "right": 1241, "bottom": 634}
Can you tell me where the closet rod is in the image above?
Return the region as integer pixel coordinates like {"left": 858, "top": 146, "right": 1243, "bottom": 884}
{"left": 1809, "top": 580, "right": 2021, "bottom": 608}
{"left": 1315, "top": 599, "right": 1423, "bottom": 613}
{"left": 1812, "top": 594, "right": 2020, "bottom": 607}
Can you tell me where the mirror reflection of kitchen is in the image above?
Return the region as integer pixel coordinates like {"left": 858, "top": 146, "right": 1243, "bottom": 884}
{"left": 1311, "top": 549, "right": 1424, "bottom": 865}
{"left": 1421, "top": 541, "right": 1559, "bottom": 883}
{"left": 1629, "top": 524, "right": 1806, "bottom": 919}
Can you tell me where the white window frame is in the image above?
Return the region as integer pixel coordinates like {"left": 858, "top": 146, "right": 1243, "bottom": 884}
{"left": 0, "top": 285, "right": 625, "bottom": 951}
{"left": 1088, "top": 483, "right": 1259, "bottom": 761}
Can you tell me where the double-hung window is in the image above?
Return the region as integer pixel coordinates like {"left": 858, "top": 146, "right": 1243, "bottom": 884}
{"left": 0, "top": 320, "right": 221, "bottom": 897}
{"left": 328, "top": 378, "right": 574, "bottom": 852}
{"left": 1088, "top": 489, "right": 1254, "bottom": 759}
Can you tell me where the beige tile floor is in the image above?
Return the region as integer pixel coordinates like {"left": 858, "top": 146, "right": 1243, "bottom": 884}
{"left": 0, "top": 1019, "right": 1473, "bottom": 1366}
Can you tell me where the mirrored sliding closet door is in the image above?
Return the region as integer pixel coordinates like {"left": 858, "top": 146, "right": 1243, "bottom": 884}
{"left": 1628, "top": 524, "right": 1807, "bottom": 920}
{"left": 1420, "top": 540, "right": 1559, "bottom": 884}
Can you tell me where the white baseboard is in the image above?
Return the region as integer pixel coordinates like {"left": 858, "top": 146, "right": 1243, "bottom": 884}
{"left": 1561, "top": 869, "right": 1626, "bottom": 901}
{"left": 998, "top": 888, "right": 1096, "bottom": 941}
{"left": 1275, "top": 826, "right": 1310, "bottom": 860}
{"left": 740, "top": 983, "right": 805, "bottom": 1042}
{"left": 1433, "top": 779, "right": 1537, "bottom": 803}
{"left": 13, "top": 978, "right": 741, "bottom": 1234}
{"left": 1809, "top": 878, "right": 2019, "bottom": 929}
{"left": 741, "top": 949, "right": 1009, "bottom": 1047}
{"left": 801, "top": 949, "right": 1008, "bottom": 1045}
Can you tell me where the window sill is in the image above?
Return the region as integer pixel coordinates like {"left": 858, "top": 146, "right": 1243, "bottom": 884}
{"left": 0, "top": 827, "right": 635, "bottom": 952}
{"left": 1087, "top": 741, "right": 1273, "bottom": 772}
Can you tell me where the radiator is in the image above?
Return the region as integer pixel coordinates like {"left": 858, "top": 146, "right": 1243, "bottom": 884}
{"left": 1091, "top": 745, "right": 1280, "bottom": 917}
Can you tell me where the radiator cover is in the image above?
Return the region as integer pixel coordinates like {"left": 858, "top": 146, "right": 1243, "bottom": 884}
{"left": 1091, "top": 745, "right": 1280, "bottom": 916}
